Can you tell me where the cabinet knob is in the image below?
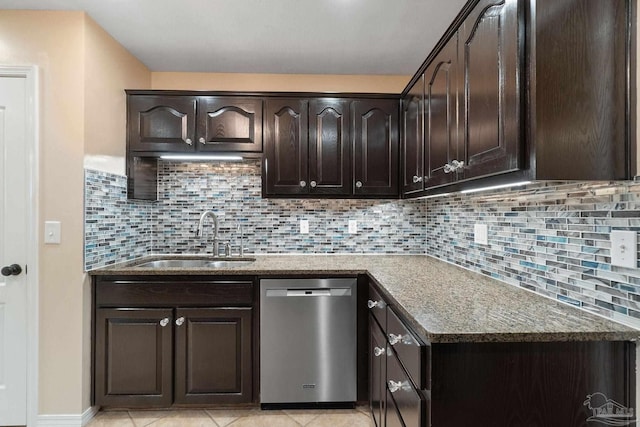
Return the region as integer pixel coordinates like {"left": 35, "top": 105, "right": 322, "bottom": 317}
{"left": 355, "top": 181, "right": 363, "bottom": 188}
{"left": 310, "top": 181, "right": 317, "bottom": 188}
{"left": 451, "top": 159, "right": 465, "bottom": 172}
{"left": 368, "top": 299, "right": 386, "bottom": 309}
{"left": 443, "top": 163, "right": 454, "bottom": 174}
{"left": 388, "top": 379, "right": 410, "bottom": 393}
{"left": 300, "top": 181, "right": 307, "bottom": 188}
{"left": 388, "top": 333, "right": 404, "bottom": 346}
{"left": 175, "top": 316, "right": 185, "bottom": 326}
{"left": 159, "top": 318, "right": 170, "bottom": 327}
{"left": 199, "top": 137, "right": 206, "bottom": 145}
{"left": 184, "top": 138, "right": 193, "bottom": 146}
{"left": 373, "top": 346, "right": 386, "bottom": 357}
{"left": 412, "top": 175, "right": 423, "bottom": 184}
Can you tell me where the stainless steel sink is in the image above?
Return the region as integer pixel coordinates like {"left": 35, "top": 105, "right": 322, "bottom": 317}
{"left": 133, "top": 258, "right": 256, "bottom": 269}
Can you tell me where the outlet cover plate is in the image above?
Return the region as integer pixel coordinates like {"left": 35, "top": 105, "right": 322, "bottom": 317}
{"left": 44, "top": 221, "right": 61, "bottom": 244}
{"left": 300, "top": 219, "right": 309, "bottom": 234}
{"left": 474, "top": 223, "right": 488, "bottom": 245}
{"left": 348, "top": 220, "right": 358, "bottom": 234}
{"left": 611, "top": 230, "right": 637, "bottom": 268}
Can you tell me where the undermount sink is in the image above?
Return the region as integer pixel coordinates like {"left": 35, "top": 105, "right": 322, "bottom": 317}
{"left": 133, "top": 258, "right": 256, "bottom": 269}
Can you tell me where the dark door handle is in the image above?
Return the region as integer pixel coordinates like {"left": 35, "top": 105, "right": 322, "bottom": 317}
{"left": 1, "top": 264, "right": 22, "bottom": 277}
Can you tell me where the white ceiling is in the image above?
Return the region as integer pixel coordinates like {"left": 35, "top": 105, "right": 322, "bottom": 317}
{"left": 0, "top": 0, "right": 467, "bottom": 75}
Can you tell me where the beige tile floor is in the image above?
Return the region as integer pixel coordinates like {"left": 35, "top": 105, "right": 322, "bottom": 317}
{"left": 87, "top": 406, "right": 374, "bottom": 427}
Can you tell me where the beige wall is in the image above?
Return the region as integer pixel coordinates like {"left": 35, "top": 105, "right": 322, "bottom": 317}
{"left": 0, "top": 10, "right": 151, "bottom": 416}
{"left": 152, "top": 72, "right": 409, "bottom": 93}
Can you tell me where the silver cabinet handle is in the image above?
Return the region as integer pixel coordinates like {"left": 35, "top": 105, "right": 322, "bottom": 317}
{"left": 159, "top": 318, "right": 170, "bottom": 327}
{"left": 300, "top": 181, "right": 306, "bottom": 188}
{"left": 175, "top": 317, "right": 185, "bottom": 326}
{"left": 412, "top": 175, "right": 423, "bottom": 183}
{"left": 388, "top": 379, "right": 410, "bottom": 393}
{"left": 355, "top": 181, "right": 363, "bottom": 188}
{"left": 310, "top": 181, "right": 317, "bottom": 188}
{"left": 373, "top": 346, "right": 386, "bottom": 357}
{"left": 388, "top": 333, "right": 403, "bottom": 345}
{"left": 368, "top": 299, "right": 386, "bottom": 309}
{"left": 443, "top": 163, "right": 454, "bottom": 174}
{"left": 451, "top": 159, "right": 465, "bottom": 171}
{"left": 185, "top": 138, "right": 193, "bottom": 146}
{"left": 199, "top": 137, "right": 206, "bottom": 144}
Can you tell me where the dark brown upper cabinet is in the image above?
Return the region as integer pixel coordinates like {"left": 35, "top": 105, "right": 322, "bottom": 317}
{"left": 264, "top": 97, "right": 399, "bottom": 198}
{"left": 353, "top": 100, "right": 399, "bottom": 197}
{"left": 196, "top": 97, "right": 263, "bottom": 152}
{"left": 128, "top": 93, "right": 263, "bottom": 154}
{"left": 402, "top": 74, "right": 424, "bottom": 195}
{"left": 264, "top": 98, "right": 309, "bottom": 196}
{"left": 128, "top": 95, "right": 197, "bottom": 153}
{"left": 401, "top": 0, "right": 632, "bottom": 197}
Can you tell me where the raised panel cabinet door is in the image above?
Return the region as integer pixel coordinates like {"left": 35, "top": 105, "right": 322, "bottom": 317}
{"left": 425, "top": 35, "right": 459, "bottom": 190}
{"left": 308, "top": 99, "right": 351, "bottom": 195}
{"left": 196, "top": 97, "right": 263, "bottom": 153}
{"left": 95, "top": 308, "right": 173, "bottom": 407}
{"left": 369, "top": 314, "right": 387, "bottom": 427}
{"left": 264, "top": 98, "right": 309, "bottom": 195}
{"left": 402, "top": 74, "right": 425, "bottom": 195}
{"left": 460, "top": 0, "right": 522, "bottom": 181}
{"left": 174, "top": 307, "right": 253, "bottom": 404}
{"left": 353, "top": 99, "right": 399, "bottom": 197}
{"left": 128, "top": 95, "right": 196, "bottom": 153}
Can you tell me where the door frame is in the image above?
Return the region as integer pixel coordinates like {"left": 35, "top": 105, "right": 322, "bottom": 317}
{"left": 0, "top": 65, "right": 40, "bottom": 427}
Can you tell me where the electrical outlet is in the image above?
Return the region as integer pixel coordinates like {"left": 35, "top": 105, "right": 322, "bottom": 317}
{"left": 474, "top": 223, "right": 488, "bottom": 245}
{"left": 348, "top": 220, "right": 358, "bottom": 234}
{"left": 611, "top": 230, "right": 637, "bottom": 268}
{"left": 300, "top": 219, "right": 309, "bottom": 234}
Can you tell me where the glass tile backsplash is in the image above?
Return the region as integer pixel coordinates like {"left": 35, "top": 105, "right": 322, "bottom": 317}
{"left": 84, "top": 163, "right": 640, "bottom": 328}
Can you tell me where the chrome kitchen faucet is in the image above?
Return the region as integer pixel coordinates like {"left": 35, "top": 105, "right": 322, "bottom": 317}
{"left": 196, "top": 211, "right": 222, "bottom": 256}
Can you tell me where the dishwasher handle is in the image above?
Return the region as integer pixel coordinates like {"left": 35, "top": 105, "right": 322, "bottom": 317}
{"left": 265, "top": 288, "right": 352, "bottom": 297}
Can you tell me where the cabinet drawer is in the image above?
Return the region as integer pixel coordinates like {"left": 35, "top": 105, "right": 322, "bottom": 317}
{"left": 387, "top": 307, "right": 428, "bottom": 389}
{"left": 368, "top": 284, "right": 387, "bottom": 331}
{"left": 387, "top": 349, "right": 426, "bottom": 427}
{"left": 96, "top": 279, "right": 254, "bottom": 307}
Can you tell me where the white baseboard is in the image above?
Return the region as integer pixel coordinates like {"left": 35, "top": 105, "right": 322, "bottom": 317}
{"left": 38, "top": 406, "right": 98, "bottom": 427}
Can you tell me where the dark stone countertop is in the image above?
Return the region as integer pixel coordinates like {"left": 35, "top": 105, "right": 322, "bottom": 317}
{"left": 89, "top": 254, "right": 640, "bottom": 343}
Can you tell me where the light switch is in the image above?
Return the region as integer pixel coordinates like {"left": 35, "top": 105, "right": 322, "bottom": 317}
{"left": 348, "top": 220, "right": 358, "bottom": 234}
{"left": 474, "top": 223, "right": 488, "bottom": 245}
{"left": 44, "top": 221, "right": 61, "bottom": 244}
{"left": 300, "top": 219, "right": 309, "bottom": 234}
{"left": 611, "top": 230, "right": 637, "bottom": 268}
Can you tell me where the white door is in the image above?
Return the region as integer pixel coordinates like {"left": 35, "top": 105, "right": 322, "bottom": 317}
{"left": 0, "top": 75, "right": 29, "bottom": 426}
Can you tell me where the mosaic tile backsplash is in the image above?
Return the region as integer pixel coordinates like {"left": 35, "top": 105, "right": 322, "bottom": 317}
{"left": 425, "top": 181, "right": 640, "bottom": 328}
{"left": 84, "top": 160, "right": 426, "bottom": 269}
{"left": 84, "top": 169, "right": 154, "bottom": 270}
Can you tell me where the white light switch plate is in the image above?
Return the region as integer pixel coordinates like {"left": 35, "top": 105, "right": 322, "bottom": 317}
{"left": 44, "top": 221, "right": 61, "bottom": 244}
{"left": 474, "top": 223, "right": 488, "bottom": 245}
{"left": 348, "top": 220, "right": 358, "bottom": 234}
{"left": 611, "top": 230, "right": 637, "bottom": 268}
{"left": 300, "top": 219, "right": 309, "bottom": 234}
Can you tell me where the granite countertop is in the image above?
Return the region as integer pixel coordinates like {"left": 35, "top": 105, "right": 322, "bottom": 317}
{"left": 90, "top": 254, "right": 640, "bottom": 344}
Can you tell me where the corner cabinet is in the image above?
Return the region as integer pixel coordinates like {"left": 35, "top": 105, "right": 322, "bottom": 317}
{"left": 263, "top": 96, "right": 399, "bottom": 198}
{"left": 401, "top": 0, "right": 632, "bottom": 197}
{"left": 93, "top": 276, "right": 256, "bottom": 407}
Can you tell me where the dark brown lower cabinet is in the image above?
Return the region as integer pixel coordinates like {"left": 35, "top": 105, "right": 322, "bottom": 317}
{"left": 95, "top": 308, "right": 173, "bottom": 407}
{"left": 369, "top": 314, "right": 386, "bottom": 427}
{"left": 174, "top": 308, "right": 252, "bottom": 404}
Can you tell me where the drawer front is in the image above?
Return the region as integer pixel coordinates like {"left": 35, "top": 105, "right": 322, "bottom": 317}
{"left": 370, "top": 314, "right": 387, "bottom": 427}
{"left": 368, "top": 284, "right": 388, "bottom": 331}
{"left": 386, "top": 389, "right": 405, "bottom": 427}
{"left": 387, "top": 307, "right": 428, "bottom": 389}
{"left": 96, "top": 279, "right": 254, "bottom": 307}
{"left": 387, "top": 350, "right": 425, "bottom": 427}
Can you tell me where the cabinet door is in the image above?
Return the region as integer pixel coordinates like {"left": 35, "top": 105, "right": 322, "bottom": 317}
{"left": 459, "top": 0, "right": 521, "bottom": 180}
{"left": 308, "top": 99, "right": 351, "bottom": 195}
{"left": 128, "top": 95, "right": 196, "bottom": 153}
{"left": 174, "top": 307, "right": 253, "bottom": 404}
{"left": 402, "top": 75, "right": 425, "bottom": 195}
{"left": 425, "top": 36, "right": 459, "bottom": 189}
{"left": 353, "top": 99, "right": 399, "bottom": 197}
{"left": 196, "top": 97, "right": 263, "bottom": 153}
{"left": 95, "top": 308, "right": 173, "bottom": 407}
{"left": 264, "top": 99, "right": 309, "bottom": 195}
{"left": 370, "top": 315, "right": 387, "bottom": 427}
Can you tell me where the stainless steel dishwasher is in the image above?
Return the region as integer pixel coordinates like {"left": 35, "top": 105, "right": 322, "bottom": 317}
{"left": 260, "top": 278, "right": 357, "bottom": 406}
